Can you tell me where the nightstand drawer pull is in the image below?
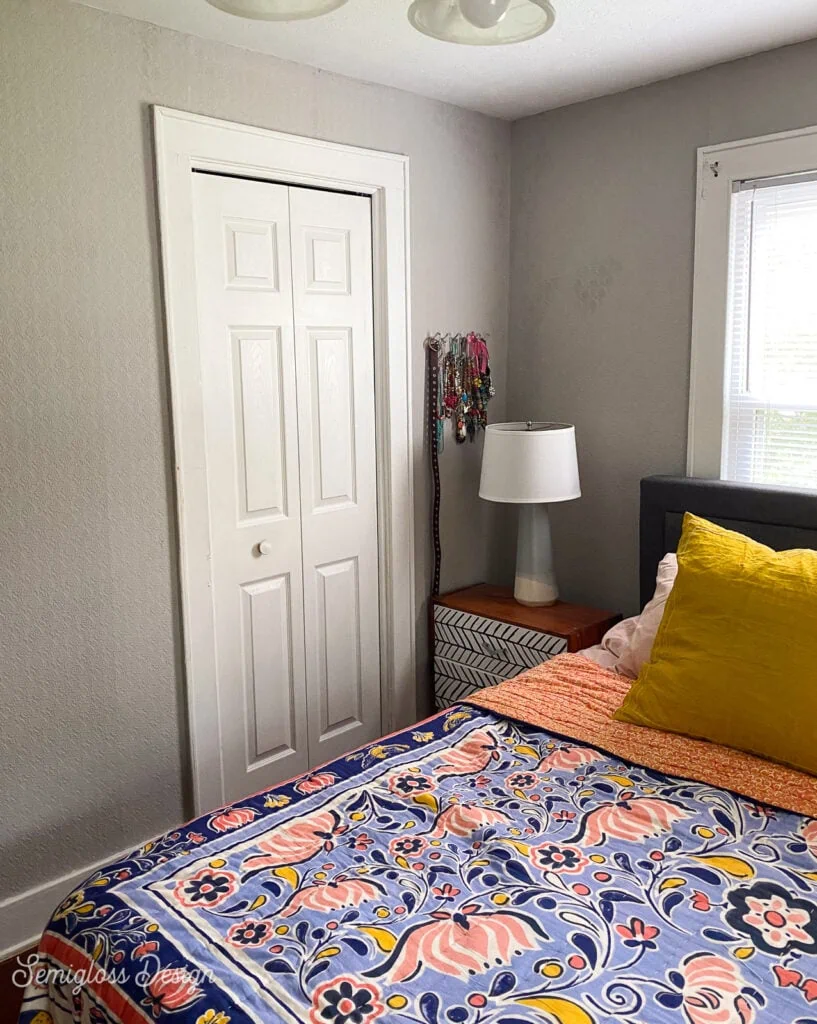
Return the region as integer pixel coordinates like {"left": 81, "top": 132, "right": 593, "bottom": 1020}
{"left": 478, "top": 642, "right": 525, "bottom": 660}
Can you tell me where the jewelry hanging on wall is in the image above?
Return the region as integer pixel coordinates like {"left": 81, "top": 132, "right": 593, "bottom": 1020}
{"left": 425, "top": 331, "right": 496, "bottom": 598}
{"left": 435, "top": 332, "right": 495, "bottom": 448}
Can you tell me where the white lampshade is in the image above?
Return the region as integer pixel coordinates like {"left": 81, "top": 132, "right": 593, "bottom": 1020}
{"left": 205, "top": 0, "right": 347, "bottom": 20}
{"left": 479, "top": 422, "right": 580, "bottom": 504}
{"left": 408, "top": 0, "right": 555, "bottom": 45}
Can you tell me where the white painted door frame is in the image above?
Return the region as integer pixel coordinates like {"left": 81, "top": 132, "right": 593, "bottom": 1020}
{"left": 153, "top": 106, "right": 415, "bottom": 814}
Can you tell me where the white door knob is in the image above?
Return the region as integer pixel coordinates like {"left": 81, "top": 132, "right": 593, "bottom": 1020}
{"left": 257, "top": 540, "right": 273, "bottom": 556}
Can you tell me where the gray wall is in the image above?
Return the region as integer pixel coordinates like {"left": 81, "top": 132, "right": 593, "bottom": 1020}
{"left": 0, "top": 0, "right": 510, "bottom": 907}
{"left": 6, "top": 0, "right": 817, "bottom": 936}
{"left": 508, "top": 38, "right": 817, "bottom": 618}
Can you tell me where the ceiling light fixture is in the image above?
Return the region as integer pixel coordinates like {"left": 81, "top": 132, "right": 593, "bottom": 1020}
{"left": 205, "top": 0, "right": 348, "bottom": 20}
{"left": 408, "top": 0, "right": 554, "bottom": 45}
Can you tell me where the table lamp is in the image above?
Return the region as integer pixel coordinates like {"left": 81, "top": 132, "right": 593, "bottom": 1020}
{"left": 479, "top": 422, "right": 581, "bottom": 606}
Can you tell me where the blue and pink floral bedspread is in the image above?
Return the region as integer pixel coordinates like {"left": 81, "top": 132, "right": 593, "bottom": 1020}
{"left": 19, "top": 704, "right": 817, "bottom": 1024}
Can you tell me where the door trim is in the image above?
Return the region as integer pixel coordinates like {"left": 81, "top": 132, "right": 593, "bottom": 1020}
{"left": 154, "top": 106, "right": 415, "bottom": 814}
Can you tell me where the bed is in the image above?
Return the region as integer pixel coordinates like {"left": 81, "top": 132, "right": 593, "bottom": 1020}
{"left": 19, "top": 476, "right": 817, "bottom": 1024}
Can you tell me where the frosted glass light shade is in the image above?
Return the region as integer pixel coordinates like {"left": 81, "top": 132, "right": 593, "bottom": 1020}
{"left": 479, "top": 422, "right": 580, "bottom": 504}
{"left": 205, "top": 0, "right": 348, "bottom": 20}
{"left": 408, "top": 0, "right": 555, "bottom": 45}
{"left": 460, "top": 0, "right": 511, "bottom": 28}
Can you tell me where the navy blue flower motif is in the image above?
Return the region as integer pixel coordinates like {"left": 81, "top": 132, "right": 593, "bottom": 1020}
{"left": 389, "top": 835, "right": 427, "bottom": 858}
{"left": 530, "top": 843, "right": 587, "bottom": 875}
{"left": 227, "top": 918, "right": 273, "bottom": 947}
{"left": 310, "top": 978, "right": 384, "bottom": 1024}
{"left": 178, "top": 871, "right": 236, "bottom": 906}
{"left": 726, "top": 881, "right": 817, "bottom": 955}
{"left": 388, "top": 772, "right": 435, "bottom": 797}
{"left": 507, "top": 772, "right": 538, "bottom": 791}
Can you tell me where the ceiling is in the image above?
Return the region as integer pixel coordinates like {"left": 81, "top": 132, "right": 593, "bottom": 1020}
{"left": 74, "top": 0, "right": 817, "bottom": 119}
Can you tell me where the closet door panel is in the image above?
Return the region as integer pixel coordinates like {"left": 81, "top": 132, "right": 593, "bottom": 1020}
{"left": 234, "top": 327, "right": 288, "bottom": 518}
{"left": 192, "top": 174, "right": 309, "bottom": 802}
{"left": 289, "top": 187, "right": 382, "bottom": 764}
{"left": 316, "top": 556, "right": 363, "bottom": 737}
{"left": 307, "top": 326, "right": 357, "bottom": 510}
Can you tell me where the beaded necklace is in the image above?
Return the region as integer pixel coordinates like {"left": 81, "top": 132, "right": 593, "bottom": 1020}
{"left": 435, "top": 332, "right": 495, "bottom": 448}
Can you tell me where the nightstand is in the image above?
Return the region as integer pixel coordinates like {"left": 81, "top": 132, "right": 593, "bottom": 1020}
{"left": 433, "top": 584, "right": 621, "bottom": 709}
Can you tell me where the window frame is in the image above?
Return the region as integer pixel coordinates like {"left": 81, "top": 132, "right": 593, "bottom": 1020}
{"left": 687, "top": 123, "right": 817, "bottom": 479}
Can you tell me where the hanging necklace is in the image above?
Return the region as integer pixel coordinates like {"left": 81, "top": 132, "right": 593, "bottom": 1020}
{"left": 431, "top": 332, "right": 495, "bottom": 447}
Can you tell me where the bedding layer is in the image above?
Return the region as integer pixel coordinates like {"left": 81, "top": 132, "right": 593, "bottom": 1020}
{"left": 472, "top": 654, "right": 817, "bottom": 818}
{"left": 18, "top": 666, "right": 817, "bottom": 1024}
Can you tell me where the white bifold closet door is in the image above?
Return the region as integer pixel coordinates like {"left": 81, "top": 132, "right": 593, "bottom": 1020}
{"left": 191, "top": 173, "right": 380, "bottom": 804}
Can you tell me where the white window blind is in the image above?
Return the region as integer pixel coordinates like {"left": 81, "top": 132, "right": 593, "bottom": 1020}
{"left": 723, "top": 173, "right": 817, "bottom": 488}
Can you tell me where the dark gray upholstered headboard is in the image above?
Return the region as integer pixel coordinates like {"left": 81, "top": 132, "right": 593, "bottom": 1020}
{"left": 640, "top": 476, "right": 817, "bottom": 606}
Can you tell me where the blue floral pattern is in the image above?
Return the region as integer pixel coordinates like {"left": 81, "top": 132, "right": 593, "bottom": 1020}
{"left": 18, "top": 706, "right": 817, "bottom": 1024}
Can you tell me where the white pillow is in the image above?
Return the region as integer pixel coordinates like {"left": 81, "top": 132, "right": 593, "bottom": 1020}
{"left": 616, "top": 553, "right": 677, "bottom": 678}
{"left": 581, "top": 615, "right": 638, "bottom": 672}
{"left": 581, "top": 553, "right": 677, "bottom": 678}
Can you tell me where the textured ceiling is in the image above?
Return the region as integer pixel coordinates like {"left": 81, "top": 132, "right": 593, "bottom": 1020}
{"left": 73, "top": 0, "right": 817, "bottom": 119}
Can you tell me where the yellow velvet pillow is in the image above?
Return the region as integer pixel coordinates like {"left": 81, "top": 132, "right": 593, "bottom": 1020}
{"left": 614, "top": 512, "right": 817, "bottom": 776}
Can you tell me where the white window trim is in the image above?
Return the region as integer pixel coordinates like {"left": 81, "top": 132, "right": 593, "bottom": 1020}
{"left": 153, "top": 107, "right": 415, "bottom": 814}
{"left": 688, "top": 123, "right": 817, "bottom": 478}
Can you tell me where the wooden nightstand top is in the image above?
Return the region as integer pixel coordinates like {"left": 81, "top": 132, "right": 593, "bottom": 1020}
{"left": 434, "top": 584, "right": 621, "bottom": 649}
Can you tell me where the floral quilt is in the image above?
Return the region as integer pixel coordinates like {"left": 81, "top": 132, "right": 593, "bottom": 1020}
{"left": 18, "top": 704, "right": 817, "bottom": 1024}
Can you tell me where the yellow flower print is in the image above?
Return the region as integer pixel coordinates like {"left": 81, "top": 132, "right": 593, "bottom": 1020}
{"left": 264, "top": 794, "right": 291, "bottom": 809}
{"left": 443, "top": 710, "right": 474, "bottom": 731}
{"left": 346, "top": 744, "right": 409, "bottom": 767}
{"left": 53, "top": 889, "right": 93, "bottom": 921}
{"left": 197, "top": 1012, "right": 231, "bottom": 1024}
{"left": 370, "top": 745, "right": 404, "bottom": 760}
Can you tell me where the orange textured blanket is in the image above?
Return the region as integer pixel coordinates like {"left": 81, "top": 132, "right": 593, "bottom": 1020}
{"left": 467, "top": 652, "right": 817, "bottom": 818}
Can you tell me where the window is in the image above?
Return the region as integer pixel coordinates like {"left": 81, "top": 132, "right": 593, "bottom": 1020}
{"left": 688, "top": 126, "right": 817, "bottom": 491}
{"left": 724, "top": 175, "right": 817, "bottom": 487}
